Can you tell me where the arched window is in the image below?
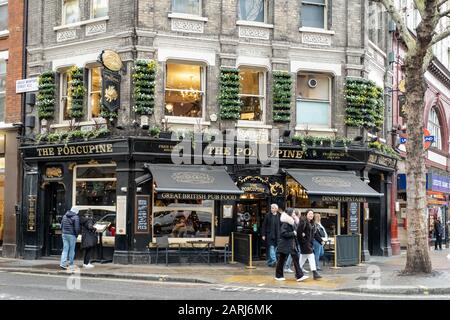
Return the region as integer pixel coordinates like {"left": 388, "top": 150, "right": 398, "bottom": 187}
{"left": 428, "top": 108, "right": 442, "bottom": 150}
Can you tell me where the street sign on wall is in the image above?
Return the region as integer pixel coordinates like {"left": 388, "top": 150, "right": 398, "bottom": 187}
{"left": 399, "top": 128, "right": 434, "bottom": 150}
{"left": 16, "top": 78, "right": 39, "bottom": 93}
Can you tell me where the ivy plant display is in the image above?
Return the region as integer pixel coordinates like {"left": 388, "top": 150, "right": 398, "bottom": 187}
{"left": 219, "top": 68, "right": 242, "bottom": 120}
{"left": 36, "top": 127, "right": 110, "bottom": 145}
{"left": 100, "top": 108, "right": 118, "bottom": 121}
{"left": 369, "top": 141, "right": 401, "bottom": 160}
{"left": 36, "top": 71, "right": 56, "bottom": 120}
{"left": 68, "top": 66, "right": 86, "bottom": 120}
{"left": 345, "top": 78, "right": 384, "bottom": 130}
{"left": 292, "top": 135, "right": 353, "bottom": 150}
{"left": 133, "top": 59, "right": 157, "bottom": 115}
{"left": 272, "top": 71, "right": 292, "bottom": 123}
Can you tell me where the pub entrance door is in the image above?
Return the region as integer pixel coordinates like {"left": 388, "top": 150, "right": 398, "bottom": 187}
{"left": 235, "top": 199, "right": 268, "bottom": 260}
{"left": 42, "top": 182, "right": 67, "bottom": 256}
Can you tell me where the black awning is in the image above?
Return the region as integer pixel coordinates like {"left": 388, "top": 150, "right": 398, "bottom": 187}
{"left": 146, "top": 164, "right": 243, "bottom": 200}
{"left": 285, "top": 169, "right": 383, "bottom": 203}
{"left": 135, "top": 173, "right": 152, "bottom": 186}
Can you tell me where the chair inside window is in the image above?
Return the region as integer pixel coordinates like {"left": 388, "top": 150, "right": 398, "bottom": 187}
{"left": 151, "top": 236, "right": 182, "bottom": 265}
{"left": 210, "top": 236, "right": 230, "bottom": 263}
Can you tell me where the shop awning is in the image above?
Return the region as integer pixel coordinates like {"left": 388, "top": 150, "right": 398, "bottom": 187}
{"left": 145, "top": 164, "right": 243, "bottom": 200}
{"left": 285, "top": 169, "right": 383, "bottom": 203}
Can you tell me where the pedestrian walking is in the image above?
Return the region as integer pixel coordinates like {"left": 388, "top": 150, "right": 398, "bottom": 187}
{"left": 435, "top": 218, "right": 444, "bottom": 250}
{"left": 298, "top": 210, "right": 322, "bottom": 280}
{"left": 60, "top": 207, "right": 80, "bottom": 271}
{"left": 275, "top": 208, "right": 308, "bottom": 282}
{"left": 261, "top": 204, "right": 281, "bottom": 267}
{"left": 284, "top": 209, "right": 301, "bottom": 273}
{"left": 313, "top": 213, "right": 327, "bottom": 271}
{"left": 80, "top": 209, "right": 98, "bottom": 268}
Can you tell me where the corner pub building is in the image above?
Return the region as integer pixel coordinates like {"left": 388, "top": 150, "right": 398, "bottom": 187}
{"left": 19, "top": 135, "right": 397, "bottom": 264}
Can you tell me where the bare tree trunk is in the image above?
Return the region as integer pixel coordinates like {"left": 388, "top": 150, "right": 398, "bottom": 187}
{"left": 403, "top": 55, "right": 432, "bottom": 274}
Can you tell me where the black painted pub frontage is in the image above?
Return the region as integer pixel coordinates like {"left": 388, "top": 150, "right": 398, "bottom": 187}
{"left": 19, "top": 137, "right": 397, "bottom": 263}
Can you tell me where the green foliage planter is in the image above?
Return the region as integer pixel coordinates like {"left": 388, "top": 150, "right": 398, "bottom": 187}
{"left": 292, "top": 135, "right": 353, "bottom": 150}
{"left": 133, "top": 60, "right": 157, "bottom": 116}
{"left": 36, "top": 71, "right": 56, "bottom": 120}
{"left": 273, "top": 72, "right": 292, "bottom": 123}
{"left": 219, "top": 68, "right": 242, "bottom": 120}
{"left": 368, "top": 141, "right": 401, "bottom": 160}
{"left": 345, "top": 78, "right": 384, "bottom": 130}
{"left": 68, "top": 66, "right": 86, "bottom": 120}
{"left": 36, "top": 128, "right": 110, "bottom": 145}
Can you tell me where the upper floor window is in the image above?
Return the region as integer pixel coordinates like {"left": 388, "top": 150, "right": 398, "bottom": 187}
{"left": 60, "top": 69, "right": 73, "bottom": 122}
{"left": 165, "top": 62, "right": 205, "bottom": 118}
{"left": 0, "top": 60, "right": 5, "bottom": 122}
{"left": 172, "top": 0, "right": 201, "bottom": 16}
{"left": 239, "top": 68, "right": 266, "bottom": 122}
{"left": 0, "top": 0, "right": 8, "bottom": 31}
{"left": 238, "top": 0, "right": 266, "bottom": 23}
{"left": 428, "top": 108, "right": 442, "bottom": 150}
{"left": 92, "top": 0, "right": 108, "bottom": 19}
{"left": 296, "top": 73, "right": 331, "bottom": 127}
{"left": 301, "top": 0, "right": 327, "bottom": 29}
{"left": 88, "top": 66, "right": 102, "bottom": 120}
{"left": 63, "top": 0, "right": 80, "bottom": 25}
{"left": 368, "top": 2, "right": 386, "bottom": 51}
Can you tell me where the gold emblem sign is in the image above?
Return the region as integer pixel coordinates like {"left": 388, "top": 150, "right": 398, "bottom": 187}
{"left": 105, "top": 85, "right": 118, "bottom": 102}
{"left": 46, "top": 167, "right": 63, "bottom": 178}
{"left": 100, "top": 50, "right": 123, "bottom": 72}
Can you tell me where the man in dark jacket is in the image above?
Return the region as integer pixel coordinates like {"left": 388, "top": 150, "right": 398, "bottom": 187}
{"left": 80, "top": 209, "right": 97, "bottom": 268}
{"left": 435, "top": 218, "right": 444, "bottom": 250}
{"left": 261, "top": 204, "right": 281, "bottom": 267}
{"left": 297, "top": 210, "right": 323, "bottom": 279}
{"left": 60, "top": 207, "right": 80, "bottom": 270}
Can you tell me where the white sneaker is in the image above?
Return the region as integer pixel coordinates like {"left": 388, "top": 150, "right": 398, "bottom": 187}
{"left": 284, "top": 268, "right": 294, "bottom": 273}
{"left": 83, "top": 263, "right": 94, "bottom": 269}
{"left": 274, "top": 277, "right": 286, "bottom": 281}
{"left": 297, "top": 275, "right": 309, "bottom": 282}
{"left": 302, "top": 268, "right": 309, "bottom": 274}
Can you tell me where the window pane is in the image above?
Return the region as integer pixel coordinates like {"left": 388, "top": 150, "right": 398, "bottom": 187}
{"left": 0, "top": 4, "right": 7, "bottom": 31}
{"left": 240, "top": 96, "right": 263, "bottom": 121}
{"left": 239, "top": 0, "right": 265, "bottom": 22}
{"left": 64, "top": 0, "right": 80, "bottom": 24}
{"left": 303, "top": 0, "right": 325, "bottom": 4}
{"left": 301, "top": 4, "right": 325, "bottom": 29}
{"left": 165, "top": 91, "right": 203, "bottom": 117}
{"left": 76, "top": 166, "right": 116, "bottom": 179}
{"left": 297, "top": 74, "right": 329, "bottom": 100}
{"left": 153, "top": 210, "right": 212, "bottom": 238}
{"left": 296, "top": 100, "right": 329, "bottom": 126}
{"left": 62, "top": 72, "right": 72, "bottom": 121}
{"left": 93, "top": 0, "right": 108, "bottom": 18}
{"left": 240, "top": 69, "right": 261, "bottom": 95}
{"left": 90, "top": 67, "right": 102, "bottom": 118}
{"left": 0, "top": 61, "right": 5, "bottom": 91}
{"left": 0, "top": 94, "right": 4, "bottom": 122}
{"left": 428, "top": 109, "right": 442, "bottom": 150}
{"left": 75, "top": 181, "right": 117, "bottom": 206}
{"left": 172, "top": 0, "right": 200, "bottom": 15}
{"left": 166, "top": 63, "right": 202, "bottom": 91}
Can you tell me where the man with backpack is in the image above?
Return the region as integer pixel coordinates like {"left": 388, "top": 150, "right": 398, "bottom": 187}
{"left": 60, "top": 207, "right": 80, "bottom": 271}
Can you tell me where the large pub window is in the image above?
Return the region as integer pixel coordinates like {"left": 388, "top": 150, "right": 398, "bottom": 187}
{"left": 152, "top": 199, "right": 214, "bottom": 243}
{"left": 73, "top": 164, "right": 117, "bottom": 233}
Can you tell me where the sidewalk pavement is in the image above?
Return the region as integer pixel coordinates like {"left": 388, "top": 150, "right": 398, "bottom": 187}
{"left": 1, "top": 249, "right": 449, "bottom": 295}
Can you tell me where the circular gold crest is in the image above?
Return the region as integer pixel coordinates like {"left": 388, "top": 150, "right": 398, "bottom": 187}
{"left": 101, "top": 50, "right": 123, "bottom": 72}
{"left": 312, "top": 176, "right": 352, "bottom": 188}
{"left": 171, "top": 172, "right": 215, "bottom": 184}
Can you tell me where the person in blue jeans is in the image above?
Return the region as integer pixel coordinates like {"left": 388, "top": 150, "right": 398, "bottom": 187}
{"left": 60, "top": 207, "right": 80, "bottom": 271}
{"left": 261, "top": 204, "right": 281, "bottom": 267}
{"left": 313, "top": 213, "right": 327, "bottom": 271}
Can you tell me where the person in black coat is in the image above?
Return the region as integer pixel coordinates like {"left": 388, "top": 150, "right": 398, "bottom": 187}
{"left": 80, "top": 209, "right": 97, "bottom": 268}
{"left": 434, "top": 218, "right": 443, "bottom": 250}
{"left": 275, "top": 208, "right": 307, "bottom": 282}
{"left": 261, "top": 204, "right": 281, "bottom": 267}
{"left": 297, "top": 210, "right": 323, "bottom": 279}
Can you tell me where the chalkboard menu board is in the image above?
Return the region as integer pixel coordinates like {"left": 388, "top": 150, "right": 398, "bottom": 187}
{"left": 135, "top": 195, "right": 150, "bottom": 234}
{"left": 348, "top": 202, "right": 359, "bottom": 234}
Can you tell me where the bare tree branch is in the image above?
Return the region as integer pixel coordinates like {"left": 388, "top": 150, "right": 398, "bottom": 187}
{"left": 422, "top": 47, "right": 434, "bottom": 73}
{"left": 372, "top": 0, "right": 416, "bottom": 50}
{"left": 430, "top": 27, "right": 450, "bottom": 47}
{"left": 439, "top": 8, "right": 450, "bottom": 18}
{"left": 413, "top": 0, "right": 425, "bottom": 17}
{"left": 438, "top": 0, "right": 448, "bottom": 8}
